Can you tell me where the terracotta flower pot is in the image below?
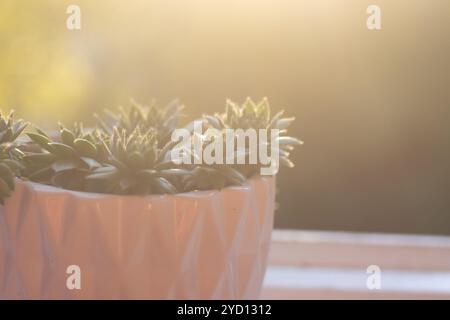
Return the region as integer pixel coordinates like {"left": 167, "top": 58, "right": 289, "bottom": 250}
{"left": 0, "top": 176, "right": 275, "bottom": 299}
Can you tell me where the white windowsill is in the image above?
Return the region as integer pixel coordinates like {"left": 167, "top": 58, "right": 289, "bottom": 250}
{"left": 261, "top": 230, "right": 450, "bottom": 299}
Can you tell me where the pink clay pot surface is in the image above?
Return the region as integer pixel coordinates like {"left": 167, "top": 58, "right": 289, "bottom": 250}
{"left": 0, "top": 176, "right": 275, "bottom": 299}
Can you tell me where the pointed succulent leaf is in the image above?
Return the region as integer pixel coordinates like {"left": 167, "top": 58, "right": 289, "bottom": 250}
{"left": 279, "top": 156, "right": 294, "bottom": 168}
{"left": 158, "top": 168, "right": 190, "bottom": 177}
{"left": 80, "top": 157, "right": 101, "bottom": 169}
{"left": 26, "top": 133, "right": 53, "bottom": 151}
{"left": 60, "top": 128, "right": 75, "bottom": 146}
{"left": 51, "top": 169, "right": 85, "bottom": 190}
{"left": 48, "top": 142, "right": 76, "bottom": 157}
{"left": 275, "top": 117, "right": 295, "bottom": 130}
{"left": 11, "top": 121, "right": 28, "bottom": 141}
{"left": 257, "top": 98, "right": 270, "bottom": 123}
{"left": 153, "top": 177, "right": 177, "bottom": 194}
{"left": 28, "top": 166, "right": 53, "bottom": 182}
{"left": 74, "top": 138, "right": 97, "bottom": 158}
{"left": 2, "top": 159, "right": 23, "bottom": 171}
{"left": 266, "top": 110, "right": 285, "bottom": 129}
{"left": 277, "top": 136, "right": 303, "bottom": 146}
{"left": 9, "top": 147, "right": 25, "bottom": 159}
{"left": 85, "top": 168, "right": 118, "bottom": 180}
{"left": 51, "top": 159, "right": 82, "bottom": 173}
{"left": 108, "top": 157, "right": 128, "bottom": 172}
{"left": 35, "top": 127, "right": 50, "bottom": 138}
{"left": 204, "top": 115, "right": 222, "bottom": 130}
{"left": 220, "top": 167, "right": 247, "bottom": 184}
{"left": 0, "top": 117, "right": 6, "bottom": 131}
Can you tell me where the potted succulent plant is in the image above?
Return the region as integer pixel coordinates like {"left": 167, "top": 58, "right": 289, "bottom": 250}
{"left": 0, "top": 98, "right": 301, "bottom": 299}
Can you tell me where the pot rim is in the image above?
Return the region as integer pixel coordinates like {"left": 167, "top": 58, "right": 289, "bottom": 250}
{"left": 13, "top": 175, "right": 274, "bottom": 200}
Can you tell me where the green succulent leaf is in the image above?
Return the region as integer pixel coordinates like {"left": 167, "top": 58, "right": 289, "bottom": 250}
{"left": 11, "top": 122, "right": 28, "bottom": 141}
{"left": 23, "top": 153, "right": 56, "bottom": 164}
{"left": 74, "top": 138, "right": 97, "bottom": 158}
{"left": 48, "top": 143, "right": 77, "bottom": 157}
{"left": 276, "top": 117, "right": 295, "bottom": 130}
{"left": 51, "top": 169, "right": 86, "bottom": 190}
{"left": 140, "top": 169, "right": 157, "bottom": 179}
{"left": 153, "top": 177, "right": 177, "bottom": 194}
{"left": 26, "top": 133, "right": 52, "bottom": 151}
{"left": 28, "top": 166, "right": 53, "bottom": 181}
{"left": 266, "top": 110, "right": 284, "bottom": 129}
{"left": 277, "top": 136, "right": 303, "bottom": 146}
{"left": 85, "top": 167, "right": 119, "bottom": 180}
{"left": 80, "top": 157, "right": 101, "bottom": 169}
{"left": 158, "top": 168, "right": 190, "bottom": 177}
{"left": 220, "top": 167, "right": 247, "bottom": 184}
{"left": 0, "top": 98, "right": 301, "bottom": 200}
{"left": 51, "top": 159, "right": 81, "bottom": 173}
{"left": 35, "top": 127, "right": 50, "bottom": 138}
{"left": 279, "top": 156, "right": 295, "bottom": 168}
{"left": 204, "top": 115, "right": 222, "bottom": 130}
{"left": 2, "top": 159, "right": 23, "bottom": 171}
{"left": 60, "top": 128, "right": 75, "bottom": 146}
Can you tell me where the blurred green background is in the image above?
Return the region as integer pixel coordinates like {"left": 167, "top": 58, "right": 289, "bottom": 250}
{"left": 1, "top": 0, "right": 449, "bottom": 234}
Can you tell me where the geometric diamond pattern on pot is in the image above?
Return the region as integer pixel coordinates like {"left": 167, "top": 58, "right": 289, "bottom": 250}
{"left": 0, "top": 176, "right": 275, "bottom": 299}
